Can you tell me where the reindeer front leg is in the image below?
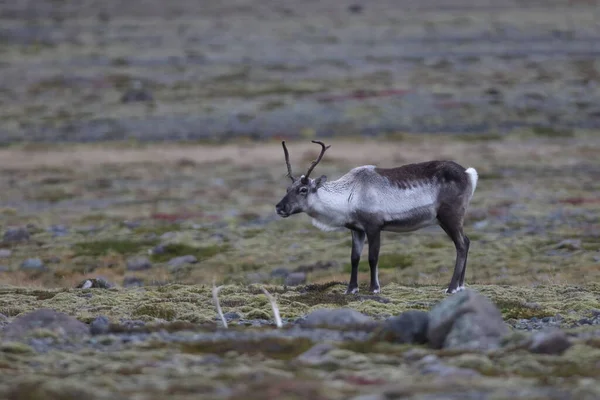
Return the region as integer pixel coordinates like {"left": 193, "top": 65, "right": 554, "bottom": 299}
{"left": 346, "top": 229, "right": 366, "bottom": 294}
{"left": 366, "top": 229, "right": 381, "bottom": 294}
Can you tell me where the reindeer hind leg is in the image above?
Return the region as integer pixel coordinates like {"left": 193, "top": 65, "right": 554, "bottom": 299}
{"left": 437, "top": 204, "right": 469, "bottom": 294}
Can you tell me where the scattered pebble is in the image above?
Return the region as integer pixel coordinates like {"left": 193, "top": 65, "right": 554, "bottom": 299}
{"left": 223, "top": 312, "right": 241, "bottom": 321}
{"left": 167, "top": 255, "right": 197, "bottom": 269}
{"left": 528, "top": 329, "right": 572, "bottom": 355}
{"left": 300, "top": 308, "right": 374, "bottom": 330}
{"left": 3, "top": 227, "right": 30, "bottom": 243}
{"left": 20, "top": 258, "right": 47, "bottom": 271}
{"left": 90, "top": 316, "right": 111, "bottom": 335}
{"left": 0, "top": 249, "right": 12, "bottom": 258}
{"left": 555, "top": 239, "right": 581, "bottom": 251}
{"left": 48, "top": 225, "right": 69, "bottom": 237}
{"left": 76, "top": 278, "right": 113, "bottom": 289}
{"left": 375, "top": 310, "right": 430, "bottom": 344}
{"left": 126, "top": 257, "right": 152, "bottom": 271}
{"left": 285, "top": 272, "right": 307, "bottom": 286}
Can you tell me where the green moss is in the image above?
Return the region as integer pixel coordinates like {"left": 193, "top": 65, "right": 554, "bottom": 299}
{"left": 72, "top": 239, "right": 158, "bottom": 256}
{"left": 149, "top": 243, "right": 228, "bottom": 263}
{"left": 132, "top": 303, "right": 177, "bottom": 320}
{"left": 286, "top": 292, "right": 349, "bottom": 307}
{"left": 378, "top": 253, "right": 414, "bottom": 270}
{"left": 180, "top": 337, "right": 314, "bottom": 360}
{"left": 495, "top": 299, "right": 554, "bottom": 320}
{"left": 0, "top": 342, "right": 34, "bottom": 354}
{"left": 532, "top": 126, "right": 574, "bottom": 138}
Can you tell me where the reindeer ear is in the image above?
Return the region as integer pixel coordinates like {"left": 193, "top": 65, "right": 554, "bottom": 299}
{"left": 314, "top": 175, "right": 327, "bottom": 187}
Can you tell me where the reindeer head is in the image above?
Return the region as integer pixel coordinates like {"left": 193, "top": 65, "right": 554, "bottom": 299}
{"left": 275, "top": 140, "right": 331, "bottom": 218}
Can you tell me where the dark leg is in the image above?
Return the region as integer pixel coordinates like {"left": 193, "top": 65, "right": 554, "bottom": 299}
{"left": 437, "top": 208, "right": 469, "bottom": 294}
{"left": 366, "top": 230, "right": 381, "bottom": 293}
{"left": 458, "top": 235, "right": 470, "bottom": 288}
{"left": 346, "top": 230, "right": 366, "bottom": 294}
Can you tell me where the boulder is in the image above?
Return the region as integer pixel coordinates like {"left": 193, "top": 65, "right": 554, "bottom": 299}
{"left": 427, "top": 289, "right": 509, "bottom": 351}
{"left": 2, "top": 309, "right": 89, "bottom": 340}
{"left": 373, "top": 310, "right": 430, "bottom": 344}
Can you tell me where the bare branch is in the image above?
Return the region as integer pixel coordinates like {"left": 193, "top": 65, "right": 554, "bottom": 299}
{"left": 212, "top": 283, "right": 228, "bottom": 329}
{"left": 281, "top": 141, "right": 296, "bottom": 183}
{"left": 261, "top": 287, "right": 283, "bottom": 328}
{"left": 303, "top": 140, "right": 331, "bottom": 181}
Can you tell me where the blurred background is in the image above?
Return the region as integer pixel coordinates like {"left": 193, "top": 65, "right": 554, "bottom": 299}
{"left": 0, "top": 0, "right": 599, "bottom": 290}
{"left": 1, "top": 0, "right": 599, "bottom": 143}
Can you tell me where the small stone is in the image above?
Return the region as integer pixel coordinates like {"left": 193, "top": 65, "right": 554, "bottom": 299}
{"left": 149, "top": 244, "right": 165, "bottom": 255}
{"left": 270, "top": 268, "right": 290, "bottom": 278}
{"left": 122, "top": 220, "right": 141, "bottom": 229}
{"left": 75, "top": 278, "right": 113, "bottom": 289}
{"left": 45, "top": 256, "right": 61, "bottom": 264}
{"left": 223, "top": 312, "right": 241, "bottom": 321}
{"left": 528, "top": 330, "right": 572, "bottom": 355}
{"left": 555, "top": 239, "right": 581, "bottom": 251}
{"left": 123, "top": 277, "right": 144, "bottom": 288}
{"left": 285, "top": 272, "right": 307, "bottom": 286}
{"left": 0, "top": 249, "right": 12, "bottom": 258}
{"left": 3, "top": 227, "right": 30, "bottom": 243}
{"left": 375, "top": 310, "right": 430, "bottom": 344}
{"left": 3, "top": 309, "right": 89, "bottom": 340}
{"left": 295, "top": 343, "right": 336, "bottom": 365}
{"left": 20, "top": 258, "right": 46, "bottom": 271}
{"left": 300, "top": 308, "right": 374, "bottom": 329}
{"left": 126, "top": 257, "right": 152, "bottom": 271}
{"left": 90, "top": 316, "right": 110, "bottom": 335}
{"left": 427, "top": 289, "right": 510, "bottom": 351}
{"left": 167, "top": 255, "right": 197, "bottom": 269}
{"left": 48, "top": 225, "right": 69, "bottom": 237}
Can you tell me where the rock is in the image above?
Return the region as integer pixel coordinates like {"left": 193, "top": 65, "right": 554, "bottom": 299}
{"left": 123, "top": 277, "right": 144, "bottom": 288}
{"left": 270, "top": 268, "right": 290, "bottom": 278}
{"left": 20, "top": 258, "right": 47, "bottom": 271}
{"left": 90, "top": 316, "right": 110, "bottom": 335}
{"left": 0, "top": 249, "right": 12, "bottom": 258}
{"left": 295, "top": 343, "right": 336, "bottom": 365}
{"left": 285, "top": 272, "right": 307, "bottom": 286}
{"left": 3, "top": 227, "right": 30, "bottom": 243}
{"left": 121, "top": 80, "right": 153, "bottom": 103}
{"left": 48, "top": 225, "right": 69, "bottom": 237}
{"left": 2, "top": 309, "right": 89, "bottom": 340}
{"left": 0, "top": 313, "right": 8, "bottom": 329}
{"left": 528, "top": 330, "right": 572, "bottom": 355}
{"left": 167, "top": 255, "right": 197, "bottom": 269}
{"left": 246, "top": 272, "right": 268, "bottom": 284}
{"left": 374, "top": 310, "right": 429, "bottom": 344}
{"left": 300, "top": 308, "right": 374, "bottom": 330}
{"left": 223, "top": 312, "right": 241, "bottom": 321}
{"left": 150, "top": 244, "right": 165, "bottom": 255}
{"left": 75, "top": 278, "right": 113, "bottom": 289}
{"left": 126, "top": 257, "right": 152, "bottom": 271}
{"left": 427, "top": 289, "right": 510, "bottom": 351}
{"left": 555, "top": 239, "right": 581, "bottom": 251}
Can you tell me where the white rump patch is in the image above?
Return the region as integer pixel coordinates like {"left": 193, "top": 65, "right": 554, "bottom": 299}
{"left": 465, "top": 167, "right": 478, "bottom": 197}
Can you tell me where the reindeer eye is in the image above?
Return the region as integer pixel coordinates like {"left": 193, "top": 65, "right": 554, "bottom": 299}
{"left": 299, "top": 187, "right": 308, "bottom": 194}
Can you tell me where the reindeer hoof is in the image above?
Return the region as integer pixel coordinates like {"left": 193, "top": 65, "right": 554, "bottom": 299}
{"left": 445, "top": 286, "right": 464, "bottom": 295}
{"left": 345, "top": 287, "right": 359, "bottom": 295}
{"left": 370, "top": 287, "right": 380, "bottom": 294}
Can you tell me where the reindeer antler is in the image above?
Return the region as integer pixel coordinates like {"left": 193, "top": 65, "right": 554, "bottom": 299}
{"left": 303, "top": 140, "right": 331, "bottom": 182}
{"left": 281, "top": 141, "right": 296, "bottom": 183}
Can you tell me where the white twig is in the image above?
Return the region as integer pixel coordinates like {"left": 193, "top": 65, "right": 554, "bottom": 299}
{"left": 261, "top": 287, "right": 282, "bottom": 328}
{"left": 212, "top": 283, "right": 228, "bottom": 329}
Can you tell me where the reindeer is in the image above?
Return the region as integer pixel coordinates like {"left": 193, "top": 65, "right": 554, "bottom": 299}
{"left": 275, "top": 140, "right": 478, "bottom": 295}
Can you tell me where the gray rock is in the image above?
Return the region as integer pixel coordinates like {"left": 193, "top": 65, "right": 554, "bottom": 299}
{"left": 90, "top": 316, "right": 111, "bottom": 335}
{"left": 75, "top": 278, "right": 113, "bottom": 289}
{"left": 427, "top": 289, "right": 510, "bottom": 351}
{"left": 555, "top": 239, "right": 581, "bottom": 251}
{"left": 123, "top": 277, "right": 144, "bottom": 288}
{"left": 270, "top": 268, "right": 290, "bottom": 278}
{"left": 0, "top": 249, "right": 12, "bottom": 258}
{"left": 300, "top": 308, "right": 374, "bottom": 329}
{"left": 0, "top": 313, "right": 8, "bottom": 329}
{"left": 126, "top": 257, "right": 152, "bottom": 271}
{"left": 375, "top": 310, "right": 429, "bottom": 344}
{"left": 150, "top": 244, "right": 165, "bottom": 255}
{"left": 528, "top": 329, "right": 572, "bottom": 355}
{"left": 3, "top": 227, "right": 30, "bottom": 243}
{"left": 223, "top": 312, "right": 241, "bottom": 321}
{"left": 295, "top": 343, "right": 336, "bottom": 365}
{"left": 285, "top": 272, "right": 307, "bottom": 286}
{"left": 20, "top": 258, "right": 47, "bottom": 271}
{"left": 2, "top": 309, "right": 89, "bottom": 340}
{"left": 167, "top": 255, "right": 197, "bottom": 269}
{"left": 48, "top": 225, "right": 69, "bottom": 237}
